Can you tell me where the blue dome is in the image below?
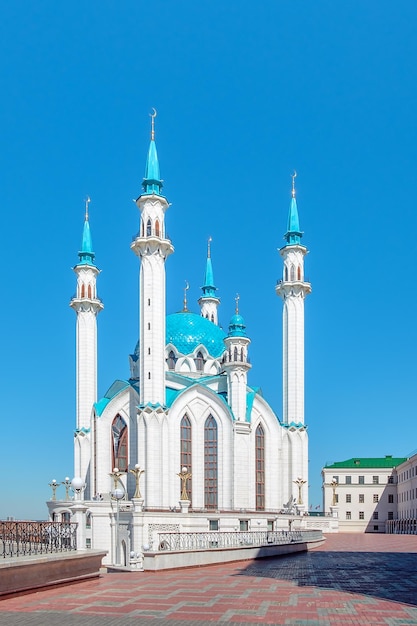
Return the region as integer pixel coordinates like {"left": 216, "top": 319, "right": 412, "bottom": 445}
{"left": 166, "top": 312, "right": 226, "bottom": 358}
{"left": 228, "top": 313, "right": 247, "bottom": 337}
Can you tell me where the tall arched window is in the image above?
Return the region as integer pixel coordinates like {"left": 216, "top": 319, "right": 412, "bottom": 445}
{"left": 284, "top": 266, "right": 288, "bottom": 281}
{"left": 81, "top": 284, "right": 85, "bottom": 298}
{"left": 233, "top": 346, "right": 238, "bottom": 361}
{"left": 112, "top": 415, "right": 128, "bottom": 471}
{"left": 87, "top": 284, "right": 92, "bottom": 299}
{"left": 297, "top": 266, "right": 301, "bottom": 280}
{"left": 255, "top": 424, "right": 265, "bottom": 510}
{"left": 146, "top": 219, "right": 152, "bottom": 236}
{"left": 167, "top": 350, "right": 177, "bottom": 370}
{"left": 290, "top": 265, "right": 296, "bottom": 281}
{"left": 204, "top": 415, "right": 218, "bottom": 509}
{"left": 180, "top": 416, "right": 192, "bottom": 503}
{"left": 195, "top": 351, "right": 204, "bottom": 372}
{"left": 155, "top": 219, "right": 160, "bottom": 237}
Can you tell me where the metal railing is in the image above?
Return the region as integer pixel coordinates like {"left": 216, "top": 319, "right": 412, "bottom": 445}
{"left": 155, "top": 529, "right": 322, "bottom": 552}
{"left": 0, "top": 520, "right": 78, "bottom": 558}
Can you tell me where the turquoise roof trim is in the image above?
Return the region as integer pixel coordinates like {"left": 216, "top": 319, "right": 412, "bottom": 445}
{"left": 94, "top": 380, "right": 131, "bottom": 416}
{"left": 284, "top": 196, "right": 303, "bottom": 245}
{"left": 142, "top": 139, "right": 163, "bottom": 195}
{"left": 166, "top": 312, "right": 226, "bottom": 358}
{"left": 77, "top": 218, "right": 95, "bottom": 265}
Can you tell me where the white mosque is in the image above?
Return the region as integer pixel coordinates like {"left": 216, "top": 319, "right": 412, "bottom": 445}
{"left": 47, "top": 115, "right": 311, "bottom": 566}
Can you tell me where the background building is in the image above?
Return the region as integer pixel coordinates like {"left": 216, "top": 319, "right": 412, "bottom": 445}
{"left": 322, "top": 456, "right": 406, "bottom": 533}
{"left": 47, "top": 119, "right": 311, "bottom": 565}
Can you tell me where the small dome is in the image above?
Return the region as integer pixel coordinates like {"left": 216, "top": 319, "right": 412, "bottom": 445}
{"left": 228, "top": 313, "right": 247, "bottom": 337}
{"left": 166, "top": 312, "right": 226, "bottom": 358}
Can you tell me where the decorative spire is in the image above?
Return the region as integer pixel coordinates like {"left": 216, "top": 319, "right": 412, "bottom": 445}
{"left": 78, "top": 197, "right": 95, "bottom": 265}
{"left": 183, "top": 281, "right": 189, "bottom": 312}
{"left": 235, "top": 293, "right": 240, "bottom": 314}
{"left": 142, "top": 108, "right": 163, "bottom": 195}
{"left": 201, "top": 237, "right": 217, "bottom": 298}
{"left": 284, "top": 171, "right": 303, "bottom": 245}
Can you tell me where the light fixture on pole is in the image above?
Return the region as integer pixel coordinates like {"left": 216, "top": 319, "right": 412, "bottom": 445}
{"left": 62, "top": 477, "right": 72, "bottom": 500}
{"left": 111, "top": 487, "right": 124, "bottom": 565}
{"left": 48, "top": 479, "right": 59, "bottom": 501}
{"left": 109, "top": 467, "right": 125, "bottom": 566}
{"left": 71, "top": 477, "right": 85, "bottom": 501}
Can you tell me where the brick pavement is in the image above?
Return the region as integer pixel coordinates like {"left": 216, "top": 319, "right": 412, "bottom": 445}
{"left": 1, "top": 533, "right": 417, "bottom": 625}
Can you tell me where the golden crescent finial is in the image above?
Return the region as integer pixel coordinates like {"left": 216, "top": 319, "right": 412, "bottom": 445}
{"left": 291, "top": 171, "right": 297, "bottom": 198}
{"left": 183, "top": 280, "right": 189, "bottom": 311}
{"left": 85, "top": 196, "right": 91, "bottom": 220}
{"left": 208, "top": 236, "right": 212, "bottom": 258}
{"left": 150, "top": 108, "right": 157, "bottom": 140}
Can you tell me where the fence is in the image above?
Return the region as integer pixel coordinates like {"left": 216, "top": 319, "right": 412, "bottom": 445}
{"left": 155, "top": 529, "right": 322, "bottom": 552}
{"left": 0, "top": 520, "right": 77, "bottom": 558}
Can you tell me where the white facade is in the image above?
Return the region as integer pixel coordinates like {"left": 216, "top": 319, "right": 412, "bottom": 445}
{"left": 322, "top": 457, "right": 405, "bottom": 533}
{"left": 48, "top": 122, "right": 311, "bottom": 565}
{"left": 396, "top": 453, "right": 417, "bottom": 521}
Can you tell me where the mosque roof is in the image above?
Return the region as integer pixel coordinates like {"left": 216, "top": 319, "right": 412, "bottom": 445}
{"left": 166, "top": 311, "right": 226, "bottom": 358}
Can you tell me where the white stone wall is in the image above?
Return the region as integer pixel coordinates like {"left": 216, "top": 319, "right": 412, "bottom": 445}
{"left": 322, "top": 466, "right": 398, "bottom": 532}
{"left": 396, "top": 454, "right": 417, "bottom": 519}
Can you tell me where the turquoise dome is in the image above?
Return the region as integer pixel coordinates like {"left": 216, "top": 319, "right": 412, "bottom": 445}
{"left": 166, "top": 312, "right": 226, "bottom": 358}
{"left": 228, "top": 313, "right": 247, "bottom": 337}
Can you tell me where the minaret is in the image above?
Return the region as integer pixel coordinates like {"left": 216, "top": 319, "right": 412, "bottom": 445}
{"left": 198, "top": 237, "right": 220, "bottom": 324}
{"left": 131, "top": 110, "right": 174, "bottom": 405}
{"left": 70, "top": 199, "right": 103, "bottom": 486}
{"left": 223, "top": 295, "right": 251, "bottom": 422}
{"left": 276, "top": 173, "right": 311, "bottom": 425}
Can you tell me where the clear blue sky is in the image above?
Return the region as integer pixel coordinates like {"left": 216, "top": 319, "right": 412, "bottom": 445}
{"left": 1, "top": 1, "right": 416, "bottom": 519}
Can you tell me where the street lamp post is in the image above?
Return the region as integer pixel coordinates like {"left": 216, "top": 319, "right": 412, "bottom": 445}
{"left": 109, "top": 467, "right": 125, "bottom": 566}
{"left": 62, "top": 477, "right": 72, "bottom": 500}
{"left": 111, "top": 488, "right": 124, "bottom": 565}
{"left": 177, "top": 466, "right": 192, "bottom": 501}
{"left": 48, "top": 479, "right": 58, "bottom": 501}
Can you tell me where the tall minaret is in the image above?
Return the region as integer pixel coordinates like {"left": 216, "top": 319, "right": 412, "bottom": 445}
{"left": 198, "top": 237, "right": 220, "bottom": 325}
{"left": 70, "top": 199, "right": 103, "bottom": 483}
{"left": 131, "top": 110, "right": 174, "bottom": 405}
{"left": 276, "top": 173, "right": 311, "bottom": 425}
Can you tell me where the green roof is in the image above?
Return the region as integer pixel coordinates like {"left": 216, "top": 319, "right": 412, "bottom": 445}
{"left": 325, "top": 456, "right": 408, "bottom": 469}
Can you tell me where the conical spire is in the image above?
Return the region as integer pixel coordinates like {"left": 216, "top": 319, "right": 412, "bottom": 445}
{"left": 78, "top": 197, "right": 95, "bottom": 265}
{"left": 142, "top": 108, "right": 163, "bottom": 195}
{"left": 284, "top": 172, "right": 303, "bottom": 245}
{"left": 201, "top": 237, "right": 217, "bottom": 298}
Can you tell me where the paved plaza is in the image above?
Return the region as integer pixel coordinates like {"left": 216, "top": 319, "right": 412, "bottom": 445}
{"left": 1, "top": 533, "right": 417, "bottom": 625}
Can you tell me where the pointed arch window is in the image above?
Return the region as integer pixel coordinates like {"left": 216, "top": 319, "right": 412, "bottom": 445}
{"left": 167, "top": 350, "right": 177, "bottom": 370}
{"left": 233, "top": 346, "right": 238, "bottom": 361}
{"left": 87, "top": 284, "right": 92, "bottom": 299}
{"left": 146, "top": 219, "right": 152, "bottom": 237}
{"left": 155, "top": 219, "right": 160, "bottom": 237}
{"left": 297, "top": 266, "right": 301, "bottom": 280}
{"left": 195, "top": 351, "right": 204, "bottom": 372}
{"left": 290, "top": 265, "right": 296, "bottom": 281}
{"left": 81, "top": 284, "right": 85, "bottom": 298}
{"left": 181, "top": 415, "right": 192, "bottom": 503}
{"left": 112, "top": 415, "right": 128, "bottom": 471}
{"left": 284, "top": 266, "right": 288, "bottom": 281}
{"left": 255, "top": 424, "right": 265, "bottom": 510}
{"left": 211, "top": 314, "right": 214, "bottom": 323}
{"left": 204, "top": 415, "right": 218, "bottom": 509}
